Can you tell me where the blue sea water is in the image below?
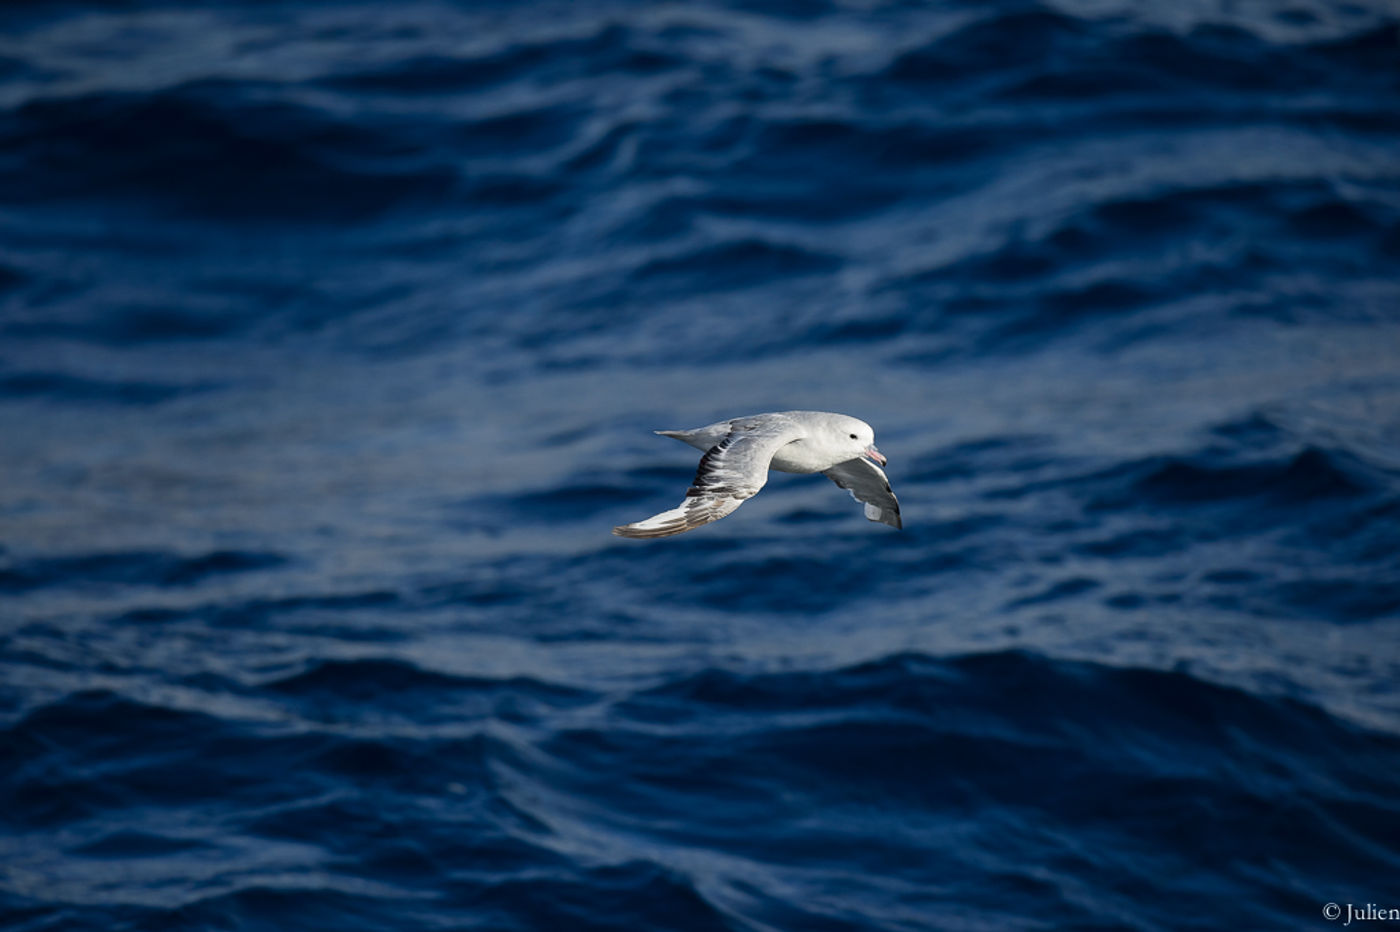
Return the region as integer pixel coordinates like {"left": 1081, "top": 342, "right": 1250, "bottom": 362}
{"left": 2, "top": 0, "right": 1400, "bottom": 929}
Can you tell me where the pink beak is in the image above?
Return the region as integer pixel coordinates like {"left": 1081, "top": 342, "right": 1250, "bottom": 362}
{"left": 864, "top": 444, "right": 887, "bottom": 466}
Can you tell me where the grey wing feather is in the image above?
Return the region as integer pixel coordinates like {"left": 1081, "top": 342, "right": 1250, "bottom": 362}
{"left": 614, "top": 417, "right": 803, "bottom": 539}
{"left": 823, "top": 457, "right": 902, "bottom": 529}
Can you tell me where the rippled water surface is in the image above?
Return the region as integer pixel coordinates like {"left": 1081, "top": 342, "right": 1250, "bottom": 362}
{"left": 3, "top": 1, "right": 1399, "bottom": 929}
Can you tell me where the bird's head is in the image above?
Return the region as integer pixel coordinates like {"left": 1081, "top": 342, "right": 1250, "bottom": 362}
{"left": 833, "top": 415, "right": 885, "bottom": 466}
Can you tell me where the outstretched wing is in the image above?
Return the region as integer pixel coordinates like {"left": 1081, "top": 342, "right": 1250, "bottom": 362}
{"left": 614, "top": 417, "right": 804, "bottom": 539}
{"left": 823, "top": 457, "right": 902, "bottom": 529}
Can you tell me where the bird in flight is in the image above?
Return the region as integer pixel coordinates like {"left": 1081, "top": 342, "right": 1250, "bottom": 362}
{"left": 613, "top": 411, "right": 901, "bottom": 539}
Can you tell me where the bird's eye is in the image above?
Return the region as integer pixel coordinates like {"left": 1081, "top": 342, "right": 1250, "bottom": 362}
{"left": 850, "top": 433, "right": 858, "bottom": 439}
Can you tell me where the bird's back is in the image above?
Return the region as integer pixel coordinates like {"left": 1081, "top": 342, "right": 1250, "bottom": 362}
{"left": 655, "top": 420, "right": 742, "bottom": 452}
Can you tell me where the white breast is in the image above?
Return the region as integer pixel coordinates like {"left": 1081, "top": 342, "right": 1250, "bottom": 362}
{"left": 769, "top": 438, "right": 833, "bottom": 474}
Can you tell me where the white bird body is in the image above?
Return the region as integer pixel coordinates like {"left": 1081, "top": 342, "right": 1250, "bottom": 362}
{"left": 614, "top": 411, "right": 901, "bottom": 539}
{"left": 660, "top": 414, "right": 859, "bottom": 474}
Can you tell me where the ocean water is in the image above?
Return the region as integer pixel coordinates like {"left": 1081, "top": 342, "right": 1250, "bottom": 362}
{"left": 2, "top": 0, "right": 1399, "bottom": 929}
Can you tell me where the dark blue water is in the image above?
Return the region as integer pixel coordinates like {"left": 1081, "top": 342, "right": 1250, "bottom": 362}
{"left": 3, "top": 1, "right": 1400, "bottom": 929}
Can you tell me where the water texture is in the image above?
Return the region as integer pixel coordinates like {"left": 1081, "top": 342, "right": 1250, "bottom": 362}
{"left": 2, "top": 0, "right": 1399, "bottom": 929}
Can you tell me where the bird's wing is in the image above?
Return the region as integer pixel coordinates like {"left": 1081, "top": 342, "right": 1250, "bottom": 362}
{"left": 614, "top": 416, "right": 804, "bottom": 539}
{"left": 823, "top": 457, "right": 902, "bottom": 529}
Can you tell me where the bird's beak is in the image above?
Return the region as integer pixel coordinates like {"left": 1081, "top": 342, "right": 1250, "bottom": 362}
{"left": 864, "top": 444, "right": 887, "bottom": 466}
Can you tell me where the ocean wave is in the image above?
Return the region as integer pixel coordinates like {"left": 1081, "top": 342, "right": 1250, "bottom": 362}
{"left": 111, "top": 589, "right": 406, "bottom": 631}
{"left": 632, "top": 238, "right": 840, "bottom": 290}
{"left": 528, "top": 650, "right": 1400, "bottom": 928}
{"left": 0, "top": 370, "right": 213, "bottom": 404}
{"left": 0, "top": 549, "right": 285, "bottom": 592}
{"left": 3, "top": 87, "right": 457, "bottom": 221}
{"left": 1130, "top": 447, "right": 1372, "bottom": 504}
{"left": 264, "top": 658, "right": 593, "bottom": 720}
{"left": 7, "top": 639, "right": 1400, "bottom": 930}
{"left": 318, "top": 23, "right": 682, "bottom": 95}
{"left": 883, "top": 8, "right": 1398, "bottom": 99}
